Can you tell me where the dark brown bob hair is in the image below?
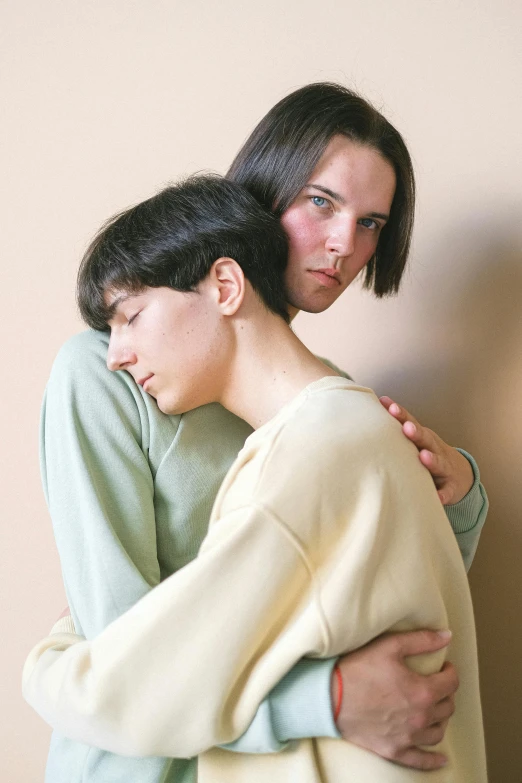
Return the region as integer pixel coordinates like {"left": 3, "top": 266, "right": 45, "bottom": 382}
{"left": 227, "top": 82, "right": 415, "bottom": 297}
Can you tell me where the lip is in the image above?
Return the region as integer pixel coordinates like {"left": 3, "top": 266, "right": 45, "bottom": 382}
{"left": 137, "top": 374, "right": 154, "bottom": 390}
{"left": 309, "top": 269, "right": 341, "bottom": 288}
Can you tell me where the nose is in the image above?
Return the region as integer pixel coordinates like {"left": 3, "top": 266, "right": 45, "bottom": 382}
{"left": 106, "top": 333, "right": 137, "bottom": 372}
{"left": 325, "top": 217, "right": 356, "bottom": 258}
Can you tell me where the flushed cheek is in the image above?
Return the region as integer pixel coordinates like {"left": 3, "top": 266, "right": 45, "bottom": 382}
{"left": 282, "top": 210, "right": 320, "bottom": 254}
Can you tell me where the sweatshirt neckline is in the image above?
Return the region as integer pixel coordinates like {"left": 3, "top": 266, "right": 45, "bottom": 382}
{"left": 246, "top": 375, "right": 359, "bottom": 444}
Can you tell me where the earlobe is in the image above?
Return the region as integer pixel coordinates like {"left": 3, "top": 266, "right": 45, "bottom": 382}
{"left": 211, "top": 257, "right": 245, "bottom": 316}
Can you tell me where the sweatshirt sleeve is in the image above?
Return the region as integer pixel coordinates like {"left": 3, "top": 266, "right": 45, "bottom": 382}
{"left": 37, "top": 332, "right": 338, "bottom": 756}
{"left": 443, "top": 449, "right": 488, "bottom": 571}
{"left": 23, "top": 503, "right": 326, "bottom": 758}
{"left": 40, "top": 331, "right": 163, "bottom": 638}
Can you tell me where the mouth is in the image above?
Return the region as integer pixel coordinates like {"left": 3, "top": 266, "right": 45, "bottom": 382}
{"left": 308, "top": 269, "right": 341, "bottom": 288}
{"left": 137, "top": 374, "right": 154, "bottom": 390}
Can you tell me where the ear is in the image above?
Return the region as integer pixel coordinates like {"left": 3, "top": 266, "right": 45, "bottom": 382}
{"left": 208, "top": 257, "right": 245, "bottom": 316}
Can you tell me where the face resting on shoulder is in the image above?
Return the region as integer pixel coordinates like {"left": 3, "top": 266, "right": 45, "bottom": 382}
{"left": 281, "top": 135, "right": 396, "bottom": 315}
{"left": 104, "top": 137, "right": 396, "bottom": 412}
{"left": 105, "top": 266, "right": 236, "bottom": 416}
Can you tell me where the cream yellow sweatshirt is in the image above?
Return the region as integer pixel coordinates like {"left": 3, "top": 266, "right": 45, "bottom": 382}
{"left": 23, "top": 377, "right": 486, "bottom": 782}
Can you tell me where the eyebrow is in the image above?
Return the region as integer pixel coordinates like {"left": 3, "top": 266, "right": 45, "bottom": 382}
{"left": 305, "top": 183, "right": 390, "bottom": 222}
{"left": 105, "top": 292, "right": 133, "bottom": 322}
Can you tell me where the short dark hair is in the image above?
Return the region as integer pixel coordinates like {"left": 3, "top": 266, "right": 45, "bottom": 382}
{"left": 77, "top": 174, "right": 290, "bottom": 330}
{"left": 227, "top": 82, "right": 415, "bottom": 297}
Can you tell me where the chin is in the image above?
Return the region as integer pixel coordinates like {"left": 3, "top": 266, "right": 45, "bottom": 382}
{"left": 156, "top": 395, "right": 181, "bottom": 416}
{"left": 157, "top": 394, "right": 201, "bottom": 417}
{"left": 289, "top": 295, "right": 341, "bottom": 315}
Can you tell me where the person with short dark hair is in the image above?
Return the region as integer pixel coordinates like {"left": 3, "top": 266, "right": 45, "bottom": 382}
{"left": 25, "top": 84, "right": 487, "bottom": 783}
{"left": 24, "top": 173, "right": 486, "bottom": 782}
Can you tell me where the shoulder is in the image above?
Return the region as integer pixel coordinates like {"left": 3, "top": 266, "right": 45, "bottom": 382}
{"left": 49, "top": 330, "right": 134, "bottom": 395}
{"left": 51, "top": 329, "right": 109, "bottom": 376}
{"left": 241, "top": 379, "right": 431, "bottom": 531}
{"left": 261, "top": 379, "right": 416, "bottom": 480}
{"left": 287, "top": 379, "right": 396, "bottom": 448}
{"left": 46, "top": 330, "right": 147, "bottom": 422}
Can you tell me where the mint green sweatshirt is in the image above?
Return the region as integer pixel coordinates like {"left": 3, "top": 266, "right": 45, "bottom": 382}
{"left": 39, "top": 329, "right": 488, "bottom": 783}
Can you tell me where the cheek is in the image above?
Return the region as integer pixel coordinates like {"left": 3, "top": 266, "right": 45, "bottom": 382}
{"left": 356, "top": 231, "right": 380, "bottom": 262}
{"left": 281, "top": 209, "right": 319, "bottom": 258}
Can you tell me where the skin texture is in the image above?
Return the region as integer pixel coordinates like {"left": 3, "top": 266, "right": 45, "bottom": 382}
{"left": 106, "top": 285, "right": 231, "bottom": 415}
{"left": 332, "top": 631, "right": 458, "bottom": 770}
{"left": 281, "top": 136, "right": 396, "bottom": 316}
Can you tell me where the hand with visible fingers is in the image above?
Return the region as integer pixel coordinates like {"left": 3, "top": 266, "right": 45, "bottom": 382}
{"left": 332, "top": 630, "right": 457, "bottom": 770}
{"left": 379, "top": 396, "right": 474, "bottom": 505}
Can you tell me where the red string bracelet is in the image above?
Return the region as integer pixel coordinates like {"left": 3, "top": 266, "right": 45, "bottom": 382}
{"left": 333, "top": 663, "right": 343, "bottom": 722}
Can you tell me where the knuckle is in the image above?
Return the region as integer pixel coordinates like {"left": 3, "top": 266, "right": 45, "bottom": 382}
{"left": 384, "top": 633, "right": 403, "bottom": 656}
{"left": 385, "top": 744, "right": 403, "bottom": 762}
{"left": 420, "top": 756, "right": 442, "bottom": 771}
{"left": 433, "top": 727, "right": 445, "bottom": 744}
{"left": 409, "top": 712, "right": 429, "bottom": 733}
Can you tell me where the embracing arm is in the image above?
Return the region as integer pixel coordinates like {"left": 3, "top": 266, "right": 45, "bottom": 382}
{"left": 379, "top": 397, "right": 488, "bottom": 571}
{"left": 24, "top": 504, "right": 322, "bottom": 758}
{"left": 23, "top": 396, "right": 470, "bottom": 765}
{"left": 34, "top": 330, "right": 337, "bottom": 754}
{"left": 29, "top": 341, "right": 460, "bottom": 765}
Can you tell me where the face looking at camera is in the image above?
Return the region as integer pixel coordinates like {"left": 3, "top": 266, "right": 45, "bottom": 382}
{"left": 105, "top": 135, "right": 396, "bottom": 414}
{"left": 282, "top": 134, "right": 396, "bottom": 316}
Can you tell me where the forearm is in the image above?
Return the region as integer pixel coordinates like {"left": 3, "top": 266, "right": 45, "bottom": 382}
{"left": 24, "top": 506, "right": 322, "bottom": 758}
{"left": 223, "top": 658, "right": 339, "bottom": 753}
{"left": 41, "top": 621, "right": 340, "bottom": 756}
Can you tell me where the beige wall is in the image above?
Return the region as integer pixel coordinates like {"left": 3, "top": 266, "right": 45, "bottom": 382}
{"left": 2, "top": 1, "right": 521, "bottom": 780}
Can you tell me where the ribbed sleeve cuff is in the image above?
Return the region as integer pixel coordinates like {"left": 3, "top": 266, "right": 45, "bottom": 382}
{"left": 50, "top": 614, "right": 76, "bottom": 635}
{"left": 270, "top": 657, "right": 340, "bottom": 742}
{"left": 445, "top": 449, "right": 486, "bottom": 534}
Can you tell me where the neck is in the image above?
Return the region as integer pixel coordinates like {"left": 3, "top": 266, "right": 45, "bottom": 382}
{"left": 218, "top": 307, "right": 338, "bottom": 429}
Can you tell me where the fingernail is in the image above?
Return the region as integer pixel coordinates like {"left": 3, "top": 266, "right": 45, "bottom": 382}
{"left": 437, "top": 630, "right": 452, "bottom": 641}
{"left": 391, "top": 404, "right": 400, "bottom": 414}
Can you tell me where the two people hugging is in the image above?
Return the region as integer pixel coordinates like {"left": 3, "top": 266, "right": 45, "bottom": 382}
{"left": 24, "top": 83, "right": 488, "bottom": 782}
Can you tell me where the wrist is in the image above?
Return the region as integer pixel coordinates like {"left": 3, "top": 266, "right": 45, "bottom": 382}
{"left": 446, "top": 448, "right": 478, "bottom": 507}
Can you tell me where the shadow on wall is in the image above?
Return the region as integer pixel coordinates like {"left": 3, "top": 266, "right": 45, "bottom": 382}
{"left": 372, "top": 219, "right": 522, "bottom": 783}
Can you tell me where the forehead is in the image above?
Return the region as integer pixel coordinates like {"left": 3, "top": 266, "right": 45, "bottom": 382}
{"left": 103, "top": 288, "right": 145, "bottom": 324}
{"left": 104, "top": 287, "right": 144, "bottom": 308}
{"left": 309, "top": 135, "right": 396, "bottom": 203}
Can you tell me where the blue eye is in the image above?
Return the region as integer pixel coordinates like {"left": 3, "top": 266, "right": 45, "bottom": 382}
{"left": 359, "top": 218, "right": 379, "bottom": 230}
{"left": 311, "top": 196, "right": 328, "bottom": 207}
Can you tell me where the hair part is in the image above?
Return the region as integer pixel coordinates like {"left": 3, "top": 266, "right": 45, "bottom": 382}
{"left": 77, "top": 174, "right": 290, "bottom": 330}
{"left": 227, "top": 82, "right": 415, "bottom": 297}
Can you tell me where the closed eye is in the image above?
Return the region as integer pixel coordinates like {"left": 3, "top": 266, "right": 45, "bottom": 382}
{"left": 128, "top": 311, "right": 141, "bottom": 326}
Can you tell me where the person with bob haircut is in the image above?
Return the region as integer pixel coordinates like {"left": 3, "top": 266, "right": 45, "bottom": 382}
{"left": 25, "top": 83, "right": 487, "bottom": 783}
{"left": 24, "top": 173, "right": 487, "bottom": 782}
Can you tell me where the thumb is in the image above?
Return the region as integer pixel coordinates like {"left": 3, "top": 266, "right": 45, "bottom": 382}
{"left": 392, "top": 629, "right": 452, "bottom": 660}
